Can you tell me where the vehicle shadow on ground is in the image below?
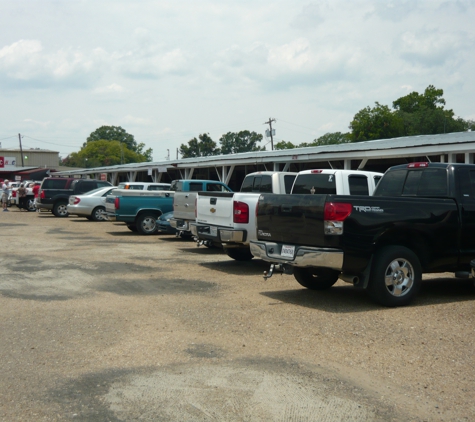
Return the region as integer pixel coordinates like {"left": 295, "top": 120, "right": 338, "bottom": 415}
{"left": 260, "top": 277, "right": 475, "bottom": 313}
{"left": 68, "top": 219, "right": 108, "bottom": 223}
{"left": 199, "top": 258, "right": 272, "bottom": 274}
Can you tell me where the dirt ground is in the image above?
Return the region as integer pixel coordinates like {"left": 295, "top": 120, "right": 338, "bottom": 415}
{"left": 0, "top": 208, "right": 474, "bottom": 421}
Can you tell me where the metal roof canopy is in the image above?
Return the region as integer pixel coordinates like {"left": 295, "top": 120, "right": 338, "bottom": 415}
{"left": 52, "top": 131, "right": 475, "bottom": 179}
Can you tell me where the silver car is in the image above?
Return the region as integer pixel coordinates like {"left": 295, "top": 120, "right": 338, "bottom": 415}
{"left": 67, "top": 186, "right": 117, "bottom": 221}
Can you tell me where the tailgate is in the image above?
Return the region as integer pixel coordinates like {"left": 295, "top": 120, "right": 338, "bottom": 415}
{"left": 105, "top": 195, "right": 116, "bottom": 214}
{"left": 173, "top": 192, "right": 197, "bottom": 220}
{"left": 256, "top": 193, "right": 327, "bottom": 246}
{"left": 196, "top": 191, "right": 234, "bottom": 227}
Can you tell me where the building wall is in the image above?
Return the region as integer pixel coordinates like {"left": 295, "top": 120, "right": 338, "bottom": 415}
{"left": 0, "top": 149, "right": 59, "bottom": 168}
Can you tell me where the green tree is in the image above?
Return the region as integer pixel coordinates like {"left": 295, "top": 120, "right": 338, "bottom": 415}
{"left": 179, "top": 133, "right": 220, "bottom": 158}
{"left": 393, "top": 85, "right": 466, "bottom": 136}
{"left": 219, "top": 130, "right": 265, "bottom": 154}
{"left": 274, "top": 140, "right": 296, "bottom": 150}
{"left": 299, "top": 132, "right": 351, "bottom": 147}
{"left": 85, "top": 125, "right": 153, "bottom": 161}
{"left": 349, "top": 102, "right": 405, "bottom": 142}
{"left": 61, "top": 140, "right": 149, "bottom": 167}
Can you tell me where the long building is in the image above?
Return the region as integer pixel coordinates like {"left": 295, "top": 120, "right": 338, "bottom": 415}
{"left": 54, "top": 131, "right": 475, "bottom": 190}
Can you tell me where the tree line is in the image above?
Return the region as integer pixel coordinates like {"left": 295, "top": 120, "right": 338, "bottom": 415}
{"left": 61, "top": 85, "right": 474, "bottom": 167}
{"left": 275, "top": 85, "right": 474, "bottom": 150}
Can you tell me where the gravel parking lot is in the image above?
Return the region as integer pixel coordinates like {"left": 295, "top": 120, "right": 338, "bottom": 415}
{"left": 1, "top": 208, "right": 474, "bottom": 421}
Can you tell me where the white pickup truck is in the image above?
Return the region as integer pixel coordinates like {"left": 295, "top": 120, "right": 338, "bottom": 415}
{"left": 190, "top": 171, "right": 297, "bottom": 260}
{"left": 169, "top": 179, "right": 232, "bottom": 238}
{"left": 190, "top": 169, "right": 383, "bottom": 261}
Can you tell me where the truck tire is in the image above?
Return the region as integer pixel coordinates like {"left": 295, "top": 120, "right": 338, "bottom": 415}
{"left": 368, "top": 245, "right": 421, "bottom": 307}
{"left": 136, "top": 214, "right": 159, "bottom": 235}
{"left": 53, "top": 201, "right": 69, "bottom": 217}
{"left": 225, "top": 247, "right": 253, "bottom": 261}
{"left": 293, "top": 267, "right": 339, "bottom": 290}
{"left": 91, "top": 206, "right": 107, "bottom": 221}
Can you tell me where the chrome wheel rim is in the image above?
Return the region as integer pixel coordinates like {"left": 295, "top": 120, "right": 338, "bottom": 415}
{"left": 384, "top": 258, "right": 414, "bottom": 297}
{"left": 95, "top": 208, "right": 106, "bottom": 220}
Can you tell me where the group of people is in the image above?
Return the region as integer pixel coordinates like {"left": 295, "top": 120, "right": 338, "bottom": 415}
{"left": 1, "top": 180, "right": 40, "bottom": 212}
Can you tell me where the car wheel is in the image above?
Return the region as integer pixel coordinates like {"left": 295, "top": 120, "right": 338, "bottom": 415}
{"left": 53, "top": 201, "right": 69, "bottom": 217}
{"left": 126, "top": 224, "right": 138, "bottom": 232}
{"left": 368, "top": 245, "right": 421, "bottom": 307}
{"left": 224, "top": 247, "right": 254, "bottom": 261}
{"left": 27, "top": 199, "right": 36, "bottom": 212}
{"left": 136, "top": 214, "right": 159, "bottom": 235}
{"left": 91, "top": 206, "right": 107, "bottom": 221}
{"left": 293, "top": 267, "right": 339, "bottom": 290}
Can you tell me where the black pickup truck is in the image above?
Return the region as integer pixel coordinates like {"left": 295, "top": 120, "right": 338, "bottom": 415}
{"left": 37, "top": 177, "right": 112, "bottom": 217}
{"left": 250, "top": 162, "right": 475, "bottom": 307}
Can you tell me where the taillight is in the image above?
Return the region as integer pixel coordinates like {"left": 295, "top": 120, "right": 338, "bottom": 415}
{"left": 115, "top": 197, "right": 120, "bottom": 209}
{"left": 74, "top": 197, "right": 80, "bottom": 205}
{"left": 407, "top": 162, "right": 429, "bottom": 168}
{"left": 12, "top": 191, "right": 17, "bottom": 197}
{"left": 233, "top": 201, "right": 249, "bottom": 224}
{"left": 324, "top": 202, "right": 352, "bottom": 235}
{"left": 40, "top": 190, "right": 45, "bottom": 199}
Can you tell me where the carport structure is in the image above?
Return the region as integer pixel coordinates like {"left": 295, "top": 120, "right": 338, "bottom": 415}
{"left": 53, "top": 131, "right": 475, "bottom": 191}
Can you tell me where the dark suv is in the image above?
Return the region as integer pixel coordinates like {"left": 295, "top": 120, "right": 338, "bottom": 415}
{"left": 37, "top": 178, "right": 112, "bottom": 217}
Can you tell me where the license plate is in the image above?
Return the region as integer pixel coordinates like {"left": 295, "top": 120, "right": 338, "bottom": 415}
{"left": 281, "top": 244, "right": 295, "bottom": 258}
{"left": 210, "top": 226, "right": 218, "bottom": 237}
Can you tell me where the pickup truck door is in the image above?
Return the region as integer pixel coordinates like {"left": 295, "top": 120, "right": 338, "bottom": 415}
{"left": 456, "top": 167, "right": 475, "bottom": 263}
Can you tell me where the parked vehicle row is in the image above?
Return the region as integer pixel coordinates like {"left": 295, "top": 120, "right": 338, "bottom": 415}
{"left": 28, "top": 164, "right": 475, "bottom": 308}
{"left": 191, "top": 170, "right": 383, "bottom": 261}
{"left": 36, "top": 177, "right": 113, "bottom": 217}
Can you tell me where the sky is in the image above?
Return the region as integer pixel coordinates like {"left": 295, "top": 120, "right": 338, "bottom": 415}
{"left": 0, "top": 0, "right": 474, "bottom": 162}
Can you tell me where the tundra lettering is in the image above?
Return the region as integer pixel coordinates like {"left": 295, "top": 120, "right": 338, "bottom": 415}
{"left": 353, "top": 205, "right": 384, "bottom": 213}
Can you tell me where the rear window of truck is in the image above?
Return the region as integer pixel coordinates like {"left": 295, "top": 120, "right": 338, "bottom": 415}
{"left": 291, "top": 174, "right": 337, "bottom": 195}
{"left": 374, "top": 168, "right": 448, "bottom": 197}
{"left": 240, "top": 175, "right": 273, "bottom": 193}
{"left": 348, "top": 175, "right": 370, "bottom": 195}
{"left": 206, "top": 183, "right": 231, "bottom": 192}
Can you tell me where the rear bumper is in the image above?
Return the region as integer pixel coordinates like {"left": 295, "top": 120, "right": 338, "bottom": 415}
{"left": 35, "top": 201, "right": 52, "bottom": 211}
{"left": 250, "top": 240, "right": 343, "bottom": 270}
{"left": 105, "top": 212, "right": 117, "bottom": 221}
{"left": 190, "top": 223, "right": 246, "bottom": 244}
{"left": 170, "top": 218, "right": 190, "bottom": 231}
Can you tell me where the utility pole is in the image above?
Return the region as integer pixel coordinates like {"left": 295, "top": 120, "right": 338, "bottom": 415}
{"left": 18, "top": 133, "right": 24, "bottom": 166}
{"left": 264, "top": 118, "right": 276, "bottom": 150}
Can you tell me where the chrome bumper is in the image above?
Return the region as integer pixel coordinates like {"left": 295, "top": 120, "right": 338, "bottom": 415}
{"left": 170, "top": 219, "right": 190, "bottom": 231}
{"left": 190, "top": 223, "right": 245, "bottom": 243}
{"left": 250, "top": 240, "right": 343, "bottom": 270}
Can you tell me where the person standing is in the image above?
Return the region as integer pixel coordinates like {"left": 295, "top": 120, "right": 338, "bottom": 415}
{"left": 17, "top": 183, "right": 27, "bottom": 211}
{"left": 32, "top": 182, "right": 40, "bottom": 212}
{"left": 2, "top": 179, "right": 11, "bottom": 212}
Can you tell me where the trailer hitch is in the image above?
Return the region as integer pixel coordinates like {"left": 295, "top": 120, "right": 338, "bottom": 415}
{"left": 263, "top": 264, "right": 283, "bottom": 280}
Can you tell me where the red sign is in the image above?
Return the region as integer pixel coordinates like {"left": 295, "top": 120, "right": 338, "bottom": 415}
{"left": 0, "top": 156, "right": 3, "bottom": 168}
{"left": 100, "top": 173, "right": 107, "bottom": 181}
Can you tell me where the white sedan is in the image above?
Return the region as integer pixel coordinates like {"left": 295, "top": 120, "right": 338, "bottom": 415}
{"left": 67, "top": 186, "right": 117, "bottom": 221}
